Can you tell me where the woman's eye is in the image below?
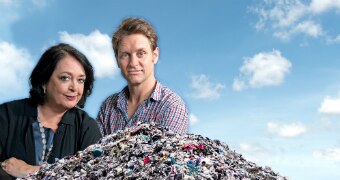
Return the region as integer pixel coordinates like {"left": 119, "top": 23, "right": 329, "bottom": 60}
{"left": 59, "top": 76, "right": 71, "bottom": 81}
{"left": 78, "top": 79, "right": 86, "bottom": 84}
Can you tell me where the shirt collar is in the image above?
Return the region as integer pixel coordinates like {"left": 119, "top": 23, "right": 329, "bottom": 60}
{"left": 59, "top": 108, "right": 76, "bottom": 125}
{"left": 118, "top": 80, "right": 163, "bottom": 102}
{"left": 150, "top": 81, "right": 162, "bottom": 101}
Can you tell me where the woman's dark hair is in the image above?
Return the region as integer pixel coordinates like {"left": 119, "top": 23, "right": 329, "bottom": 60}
{"left": 29, "top": 43, "right": 94, "bottom": 108}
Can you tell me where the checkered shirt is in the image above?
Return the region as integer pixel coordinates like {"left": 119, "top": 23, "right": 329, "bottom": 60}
{"left": 96, "top": 81, "right": 189, "bottom": 136}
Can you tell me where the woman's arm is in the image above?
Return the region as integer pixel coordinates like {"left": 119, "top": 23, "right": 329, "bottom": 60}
{"left": 79, "top": 114, "right": 102, "bottom": 151}
{"left": 1, "top": 157, "right": 40, "bottom": 178}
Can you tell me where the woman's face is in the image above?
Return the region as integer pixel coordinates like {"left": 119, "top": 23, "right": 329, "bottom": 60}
{"left": 44, "top": 55, "right": 86, "bottom": 112}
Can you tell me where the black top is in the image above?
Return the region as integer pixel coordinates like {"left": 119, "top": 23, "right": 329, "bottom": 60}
{"left": 0, "top": 99, "right": 101, "bottom": 179}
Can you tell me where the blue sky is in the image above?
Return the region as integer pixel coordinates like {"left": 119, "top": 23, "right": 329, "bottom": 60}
{"left": 1, "top": 0, "right": 340, "bottom": 179}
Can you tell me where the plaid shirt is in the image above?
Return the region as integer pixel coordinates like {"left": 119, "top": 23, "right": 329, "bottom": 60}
{"left": 96, "top": 81, "right": 189, "bottom": 136}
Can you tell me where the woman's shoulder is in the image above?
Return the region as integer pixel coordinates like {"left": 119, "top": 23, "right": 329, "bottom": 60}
{"left": 71, "top": 107, "right": 96, "bottom": 124}
{"left": 69, "top": 108, "right": 100, "bottom": 136}
{"left": 0, "top": 99, "right": 36, "bottom": 127}
{"left": 0, "top": 98, "right": 33, "bottom": 113}
{"left": 1, "top": 98, "right": 26, "bottom": 106}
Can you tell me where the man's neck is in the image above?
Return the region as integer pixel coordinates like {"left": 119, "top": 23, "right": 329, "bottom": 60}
{"left": 128, "top": 78, "right": 157, "bottom": 104}
{"left": 126, "top": 78, "right": 157, "bottom": 120}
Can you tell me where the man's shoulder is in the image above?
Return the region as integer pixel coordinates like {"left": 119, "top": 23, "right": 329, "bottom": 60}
{"left": 105, "top": 92, "right": 120, "bottom": 101}
{"left": 158, "top": 83, "right": 186, "bottom": 105}
{"left": 101, "top": 92, "right": 123, "bottom": 107}
{"left": 159, "top": 85, "right": 177, "bottom": 97}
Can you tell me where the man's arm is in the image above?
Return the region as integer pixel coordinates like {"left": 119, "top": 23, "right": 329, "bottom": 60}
{"left": 161, "top": 100, "right": 189, "bottom": 134}
{"left": 96, "top": 102, "right": 109, "bottom": 136}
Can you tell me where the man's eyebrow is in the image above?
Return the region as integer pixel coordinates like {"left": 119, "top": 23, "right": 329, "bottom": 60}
{"left": 118, "top": 50, "right": 128, "bottom": 53}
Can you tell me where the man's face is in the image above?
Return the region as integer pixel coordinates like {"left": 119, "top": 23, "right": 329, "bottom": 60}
{"left": 117, "top": 34, "right": 159, "bottom": 86}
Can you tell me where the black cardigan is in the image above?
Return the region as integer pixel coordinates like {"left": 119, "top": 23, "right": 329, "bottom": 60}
{"left": 0, "top": 99, "right": 101, "bottom": 178}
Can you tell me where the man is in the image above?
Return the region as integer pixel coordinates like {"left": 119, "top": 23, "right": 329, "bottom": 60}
{"left": 96, "top": 18, "right": 189, "bottom": 136}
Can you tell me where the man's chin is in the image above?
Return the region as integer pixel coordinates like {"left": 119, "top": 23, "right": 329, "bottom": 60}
{"left": 126, "top": 78, "right": 143, "bottom": 85}
{"left": 128, "top": 81, "right": 142, "bottom": 86}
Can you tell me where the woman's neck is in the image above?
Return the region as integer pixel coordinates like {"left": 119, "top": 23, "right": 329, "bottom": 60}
{"left": 38, "top": 104, "right": 66, "bottom": 132}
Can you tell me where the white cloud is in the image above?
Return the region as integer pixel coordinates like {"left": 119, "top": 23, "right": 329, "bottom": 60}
{"left": 293, "top": 21, "right": 323, "bottom": 37}
{"left": 232, "top": 79, "right": 246, "bottom": 91}
{"left": 327, "top": 34, "right": 340, "bottom": 44}
{"left": 318, "top": 94, "right": 340, "bottom": 115}
{"left": 272, "top": 31, "right": 293, "bottom": 41}
{"left": 292, "top": 20, "right": 323, "bottom": 37}
{"left": 0, "top": 41, "right": 34, "bottom": 95}
{"left": 0, "top": 0, "right": 51, "bottom": 7}
{"left": 238, "top": 142, "right": 271, "bottom": 162}
{"left": 189, "top": 74, "right": 225, "bottom": 100}
{"left": 313, "top": 148, "right": 340, "bottom": 161}
{"left": 310, "top": 0, "right": 340, "bottom": 14}
{"left": 251, "top": 0, "right": 340, "bottom": 41}
{"left": 0, "top": 1, "right": 20, "bottom": 40}
{"left": 271, "top": 0, "right": 307, "bottom": 28}
{"left": 59, "top": 30, "right": 118, "bottom": 79}
{"left": 267, "top": 121, "right": 307, "bottom": 138}
{"left": 233, "top": 49, "right": 291, "bottom": 91}
{"left": 0, "top": 1, "right": 13, "bottom": 7}
{"left": 254, "top": 0, "right": 304, "bottom": 29}
{"left": 189, "top": 113, "right": 200, "bottom": 126}
{"left": 32, "top": 0, "right": 52, "bottom": 8}
{"left": 0, "top": 0, "right": 51, "bottom": 40}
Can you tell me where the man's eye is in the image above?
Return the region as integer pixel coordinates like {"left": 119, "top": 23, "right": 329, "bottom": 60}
{"left": 137, "top": 51, "right": 146, "bottom": 58}
{"left": 59, "top": 76, "right": 71, "bottom": 81}
{"left": 120, "top": 52, "right": 129, "bottom": 58}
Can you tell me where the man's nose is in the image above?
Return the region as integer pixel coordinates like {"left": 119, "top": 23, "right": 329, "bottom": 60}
{"left": 129, "top": 54, "right": 139, "bottom": 66}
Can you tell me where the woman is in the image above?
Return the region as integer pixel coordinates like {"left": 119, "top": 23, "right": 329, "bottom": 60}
{"left": 0, "top": 43, "right": 101, "bottom": 178}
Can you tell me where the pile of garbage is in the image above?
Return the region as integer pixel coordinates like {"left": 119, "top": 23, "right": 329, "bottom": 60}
{"left": 23, "top": 123, "right": 286, "bottom": 179}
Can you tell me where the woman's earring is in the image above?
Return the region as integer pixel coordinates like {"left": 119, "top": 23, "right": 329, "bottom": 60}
{"left": 43, "top": 86, "right": 46, "bottom": 94}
